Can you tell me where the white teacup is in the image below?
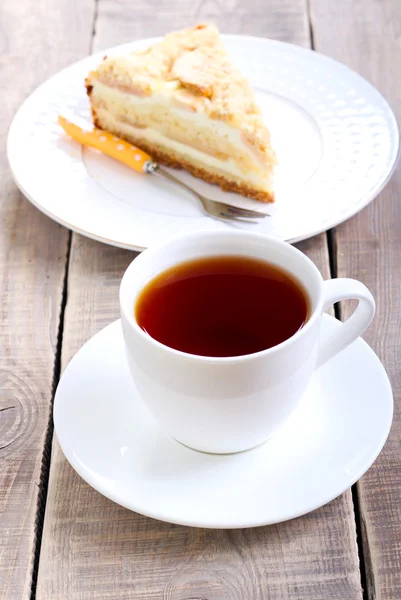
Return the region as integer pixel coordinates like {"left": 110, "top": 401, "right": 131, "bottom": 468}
{"left": 120, "top": 231, "right": 375, "bottom": 454}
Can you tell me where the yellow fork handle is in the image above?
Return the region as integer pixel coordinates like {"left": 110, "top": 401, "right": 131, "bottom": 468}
{"left": 58, "top": 116, "right": 152, "bottom": 173}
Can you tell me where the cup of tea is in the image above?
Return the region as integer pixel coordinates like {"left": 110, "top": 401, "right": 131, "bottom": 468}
{"left": 120, "top": 231, "right": 375, "bottom": 454}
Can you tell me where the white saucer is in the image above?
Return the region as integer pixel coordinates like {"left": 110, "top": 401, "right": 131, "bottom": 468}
{"left": 54, "top": 316, "right": 393, "bottom": 529}
{"left": 8, "top": 36, "right": 399, "bottom": 249}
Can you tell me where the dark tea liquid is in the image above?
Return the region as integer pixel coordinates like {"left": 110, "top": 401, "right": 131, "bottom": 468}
{"left": 135, "top": 256, "right": 309, "bottom": 357}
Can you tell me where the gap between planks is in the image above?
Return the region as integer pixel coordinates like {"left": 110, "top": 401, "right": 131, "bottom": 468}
{"left": 326, "top": 228, "right": 368, "bottom": 600}
{"left": 29, "top": 231, "right": 72, "bottom": 600}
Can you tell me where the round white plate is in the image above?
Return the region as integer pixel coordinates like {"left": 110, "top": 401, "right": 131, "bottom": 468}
{"left": 54, "top": 317, "right": 393, "bottom": 529}
{"left": 9, "top": 36, "right": 399, "bottom": 250}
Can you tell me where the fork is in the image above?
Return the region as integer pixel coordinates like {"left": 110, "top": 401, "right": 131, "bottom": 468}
{"left": 58, "top": 116, "right": 270, "bottom": 224}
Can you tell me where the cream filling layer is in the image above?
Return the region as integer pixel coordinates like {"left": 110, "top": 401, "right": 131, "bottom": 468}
{"left": 96, "top": 107, "right": 271, "bottom": 189}
{"left": 91, "top": 81, "right": 272, "bottom": 187}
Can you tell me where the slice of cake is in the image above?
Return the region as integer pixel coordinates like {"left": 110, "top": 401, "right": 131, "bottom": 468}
{"left": 86, "top": 24, "right": 276, "bottom": 202}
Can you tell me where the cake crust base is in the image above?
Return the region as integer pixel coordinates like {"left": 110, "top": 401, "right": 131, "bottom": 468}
{"left": 149, "top": 147, "right": 275, "bottom": 203}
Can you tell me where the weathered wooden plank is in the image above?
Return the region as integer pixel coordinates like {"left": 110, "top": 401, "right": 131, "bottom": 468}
{"left": 0, "top": 0, "right": 95, "bottom": 598}
{"left": 309, "top": 1, "right": 401, "bottom": 598}
{"left": 36, "top": 1, "right": 362, "bottom": 598}
{"left": 92, "top": 0, "right": 310, "bottom": 48}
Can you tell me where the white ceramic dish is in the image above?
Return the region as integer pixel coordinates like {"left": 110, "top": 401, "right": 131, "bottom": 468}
{"left": 54, "top": 317, "right": 393, "bottom": 529}
{"left": 8, "top": 36, "right": 399, "bottom": 250}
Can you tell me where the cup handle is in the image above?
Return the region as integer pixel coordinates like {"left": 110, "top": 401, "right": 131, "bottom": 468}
{"left": 316, "top": 278, "right": 376, "bottom": 369}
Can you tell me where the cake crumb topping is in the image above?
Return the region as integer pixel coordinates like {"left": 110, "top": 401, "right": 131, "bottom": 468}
{"left": 87, "top": 24, "right": 276, "bottom": 159}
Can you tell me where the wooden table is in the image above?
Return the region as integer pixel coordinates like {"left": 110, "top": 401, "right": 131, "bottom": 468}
{"left": 1, "top": 0, "right": 400, "bottom": 598}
